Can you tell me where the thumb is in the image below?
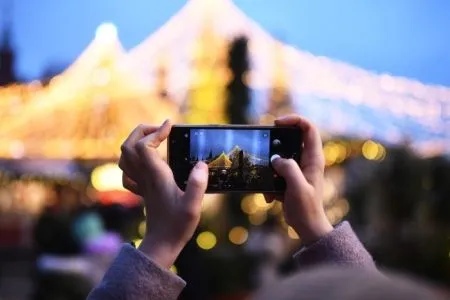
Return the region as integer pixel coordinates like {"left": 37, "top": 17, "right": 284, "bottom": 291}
{"left": 270, "top": 155, "right": 308, "bottom": 189}
{"left": 181, "top": 161, "right": 209, "bottom": 212}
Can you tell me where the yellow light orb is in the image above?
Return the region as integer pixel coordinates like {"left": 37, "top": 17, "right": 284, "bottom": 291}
{"left": 228, "top": 226, "right": 248, "bottom": 245}
{"left": 269, "top": 201, "right": 283, "bottom": 215}
{"left": 138, "top": 221, "right": 146, "bottom": 238}
{"left": 323, "top": 142, "right": 339, "bottom": 166}
{"left": 254, "top": 194, "right": 273, "bottom": 211}
{"left": 241, "top": 196, "right": 257, "bottom": 214}
{"left": 287, "top": 226, "right": 300, "bottom": 239}
{"left": 335, "top": 142, "right": 348, "bottom": 163}
{"left": 362, "top": 140, "right": 379, "bottom": 160}
{"left": 248, "top": 212, "right": 267, "bottom": 225}
{"left": 91, "top": 163, "right": 125, "bottom": 192}
{"left": 196, "top": 231, "right": 217, "bottom": 250}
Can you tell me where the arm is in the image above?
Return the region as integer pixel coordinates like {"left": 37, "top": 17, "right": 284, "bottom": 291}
{"left": 88, "top": 121, "right": 208, "bottom": 299}
{"left": 269, "top": 116, "right": 375, "bottom": 270}
{"left": 87, "top": 244, "right": 185, "bottom": 300}
{"left": 293, "top": 221, "right": 376, "bottom": 269}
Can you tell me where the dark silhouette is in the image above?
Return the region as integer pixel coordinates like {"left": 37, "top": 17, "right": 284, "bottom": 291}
{"left": 226, "top": 36, "right": 251, "bottom": 124}
{"left": 0, "top": 22, "right": 17, "bottom": 85}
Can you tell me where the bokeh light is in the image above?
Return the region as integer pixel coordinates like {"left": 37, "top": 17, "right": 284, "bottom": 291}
{"left": 228, "top": 226, "right": 248, "bottom": 245}
{"left": 196, "top": 231, "right": 217, "bottom": 250}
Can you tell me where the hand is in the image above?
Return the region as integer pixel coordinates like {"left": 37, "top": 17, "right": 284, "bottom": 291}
{"left": 119, "top": 120, "right": 209, "bottom": 268}
{"left": 265, "top": 115, "right": 332, "bottom": 245}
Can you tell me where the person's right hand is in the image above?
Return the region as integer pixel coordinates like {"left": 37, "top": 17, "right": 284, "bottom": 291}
{"left": 266, "top": 115, "right": 333, "bottom": 245}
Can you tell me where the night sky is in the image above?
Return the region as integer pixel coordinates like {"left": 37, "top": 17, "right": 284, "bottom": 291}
{"left": 2, "top": 0, "right": 450, "bottom": 86}
{"left": 190, "top": 129, "right": 270, "bottom": 160}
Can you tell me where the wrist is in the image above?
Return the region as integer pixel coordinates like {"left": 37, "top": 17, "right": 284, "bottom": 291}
{"left": 294, "top": 213, "right": 333, "bottom": 245}
{"left": 137, "top": 235, "right": 184, "bottom": 269}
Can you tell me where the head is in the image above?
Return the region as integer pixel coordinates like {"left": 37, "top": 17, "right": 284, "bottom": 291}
{"left": 253, "top": 266, "right": 446, "bottom": 300}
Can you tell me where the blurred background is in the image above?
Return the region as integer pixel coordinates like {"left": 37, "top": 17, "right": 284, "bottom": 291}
{"left": 0, "top": 0, "right": 449, "bottom": 299}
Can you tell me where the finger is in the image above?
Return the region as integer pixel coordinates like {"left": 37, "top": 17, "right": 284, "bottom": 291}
{"left": 264, "top": 193, "right": 284, "bottom": 203}
{"left": 275, "top": 115, "right": 325, "bottom": 186}
{"left": 270, "top": 155, "right": 308, "bottom": 190}
{"left": 181, "top": 162, "right": 209, "bottom": 215}
{"left": 135, "top": 119, "right": 173, "bottom": 176}
{"left": 122, "top": 173, "right": 141, "bottom": 195}
{"left": 118, "top": 154, "right": 141, "bottom": 183}
{"left": 120, "top": 124, "right": 160, "bottom": 171}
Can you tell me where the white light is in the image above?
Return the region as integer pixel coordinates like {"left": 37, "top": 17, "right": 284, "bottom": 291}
{"left": 95, "top": 22, "right": 118, "bottom": 45}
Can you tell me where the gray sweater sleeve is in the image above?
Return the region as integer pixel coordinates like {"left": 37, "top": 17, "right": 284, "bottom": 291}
{"left": 293, "top": 221, "right": 376, "bottom": 269}
{"left": 87, "top": 244, "right": 185, "bottom": 300}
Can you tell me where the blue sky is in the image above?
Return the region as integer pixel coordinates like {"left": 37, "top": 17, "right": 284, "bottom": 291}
{"left": 190, "top": 129, "right": 270, "bottom": 160}
{"left": 2, "top": 0, "right": 450, "bottom": 85}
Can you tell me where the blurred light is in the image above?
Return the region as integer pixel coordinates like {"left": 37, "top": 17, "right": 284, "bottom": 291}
{"left": 138, "top": 221, "right": 146, "bottom": 238}
{"left": 323, "top": 178, "right": 336, "bottom": 205}
{"left": 133, "top": 239, "right": 142, "bottom": 248}
{"left": 9, "top": 140, "right": 25, "bottom": 159}
{"left": 335, "top": 142, "right": 348, "bottom": 163}
{"left": 170, "top": 265, "right": 178, "bottom": 274}
{"left": 336, "top": 198, "right": 350, "bottom": 216}
{"left": 95, "top": 22, "right": 118, "bottom": 45}
{"left": 269, "top": 201, "right": 283, "bottom": 215}
{"left": 362, "top": 140, "right": 386, "bottom": 161}
{"left": 143, "top": 207, "right": 146, "bottom": 216}
{"left": 196, "top": 231, "right": 217, "bottom": 250}
{"left": 249, "top": 212, "right": 267, "bottom": 225}
{"left": 254, "top": 194, "right": 273, "bottom": 211}
{"left": 326, "top": 209, "right": 336, "bottom": 224}
{"left": 362, "top": 140, "right": 379, "bottom": 160}
{"left": 91, "top": 163, "right": 125, "bottom": 192}
{"left": 92, "top": 68, "right": 111, "bottom": 87}
{"left": 228, "top": 226, "right": 248, "bottom": 245}
{"left": 287, "top": 226, "right": 300, "bottom": 239}
{"left": 201, "top": 194, "right": 222, "bottom": 216}
{"left": 323, "top": 142, "right": 339, "bottom": 166}
{"left": 241, "top": 196, "right": 257, "bottom": 214}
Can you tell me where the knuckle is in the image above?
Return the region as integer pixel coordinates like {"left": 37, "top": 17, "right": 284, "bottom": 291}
{"left": 120, "top": 143, "right": 131, "bottom": 155}
{"left": 135, "top": 139, "right": 147, "bottom": 152}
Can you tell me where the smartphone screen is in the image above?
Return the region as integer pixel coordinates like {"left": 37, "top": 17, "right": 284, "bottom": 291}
{"left": 168, "top": 125, "right": 302, "bottom": 193}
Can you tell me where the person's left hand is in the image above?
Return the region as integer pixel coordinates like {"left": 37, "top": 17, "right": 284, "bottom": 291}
{"left": 119, "top": 120, "right": 209, "bottom": 268}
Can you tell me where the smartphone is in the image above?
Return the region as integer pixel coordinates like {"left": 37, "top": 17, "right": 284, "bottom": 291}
{"left": 168, "top": 125, "right": 303, "bottom": 193}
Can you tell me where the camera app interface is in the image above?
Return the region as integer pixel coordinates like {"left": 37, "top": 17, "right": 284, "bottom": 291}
{"left": 190, "top": 129, "right": 273, "bottom": 191}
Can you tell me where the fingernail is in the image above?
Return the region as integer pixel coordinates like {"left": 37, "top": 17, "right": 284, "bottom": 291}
{"left": 270, "top": 154, "right": 281, "bottom": 163}
{"left": 162, "top": 119, "right": 170, "bottom": 126}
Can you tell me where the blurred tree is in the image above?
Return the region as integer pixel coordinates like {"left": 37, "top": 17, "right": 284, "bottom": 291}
{"left": 0, "top": 14, "right": 17, "bottom": 85}
{"left": 226, "top": 36, "right": 250, "bottom": 124}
